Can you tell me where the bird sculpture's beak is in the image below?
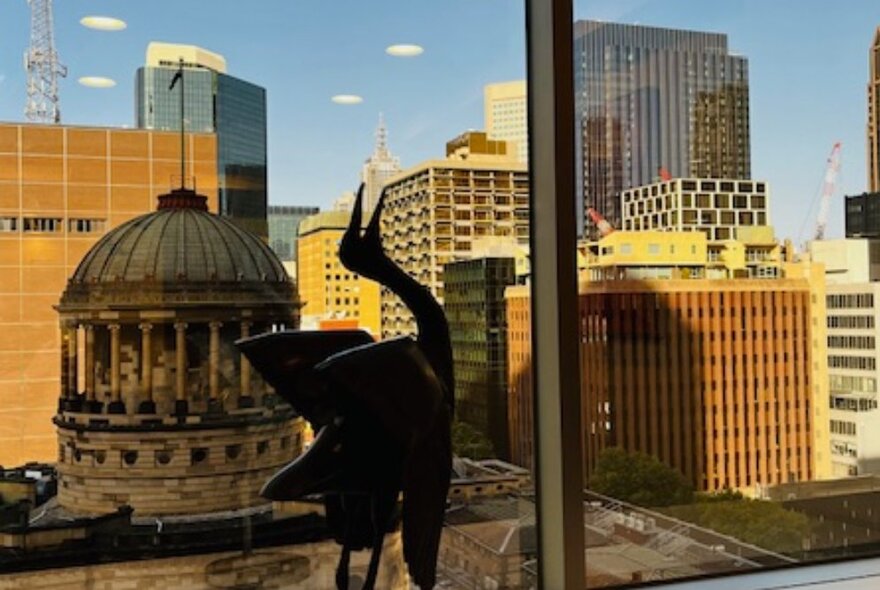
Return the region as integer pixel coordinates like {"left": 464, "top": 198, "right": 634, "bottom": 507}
{"left": 260, "top": 420, "right": 345, "bottom": 501}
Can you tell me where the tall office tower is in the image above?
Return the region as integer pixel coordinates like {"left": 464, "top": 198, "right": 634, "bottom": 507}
{"left": 360, "top": 114, "right": 401, "bottom": 212}
{"left": 267, "top": 205, "right": 320, "bottom": 262}
{"left": 869, "top": 27, "right": 880, "bottom": 192}
{"left": 0, "top": 122, "right": 218, "bottom": 466}
{"left": 135, "top": 42, "right": 268, "bottom": 238}
{"left": 484, "top": 80, "right": 528, "bottom": 163}
{"left": 444, "top": 240, "right": 527, "bottom": 460}
{"left": 380, "top": 131, "right": 529, "bottom": 339}
{"left": 508, "top": 231, "right": 831, "bottom": 491}
{"left": 811, "top": 239, "right": 880, "bottom": 477}
{"left": 574, "top": 21, "right": 751, "bottom": 237}
{"left": 296, "top": 211, "right": 381, "bottom": 335}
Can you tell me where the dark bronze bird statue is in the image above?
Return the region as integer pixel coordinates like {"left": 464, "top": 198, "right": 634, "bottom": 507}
{"left": 236, "top": 184, "right": 454, "bottom": 590}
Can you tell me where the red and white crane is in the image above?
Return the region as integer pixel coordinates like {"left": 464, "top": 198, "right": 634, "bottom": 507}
{"left": 587, "top": 207, "right": 614, "bottom": 237}
{"left": 814, "top": 142, "right": 842, "bottom": 241}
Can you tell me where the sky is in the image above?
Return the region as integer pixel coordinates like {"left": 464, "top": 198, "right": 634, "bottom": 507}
{"left": 0, "top": 0, "right": 878, "bottom": 244}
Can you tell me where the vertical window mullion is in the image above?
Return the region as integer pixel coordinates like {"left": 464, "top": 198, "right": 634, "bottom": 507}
{"left": 526, "top": 0, "right": 585, "bottom": 587}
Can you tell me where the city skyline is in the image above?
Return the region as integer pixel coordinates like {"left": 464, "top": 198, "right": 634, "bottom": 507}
{"left": 0, "top": 1, "right": 878, "bottom": 244}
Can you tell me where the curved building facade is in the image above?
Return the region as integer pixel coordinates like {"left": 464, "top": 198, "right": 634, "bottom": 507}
{"left": 54, "top": 188, "right": 303, "bottom": 516}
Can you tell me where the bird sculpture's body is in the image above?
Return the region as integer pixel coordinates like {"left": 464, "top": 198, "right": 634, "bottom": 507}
{"left": 237, "top": 185, "right": 454, "bottom": 590}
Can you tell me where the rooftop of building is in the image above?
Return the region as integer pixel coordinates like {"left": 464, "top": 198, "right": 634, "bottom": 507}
{"left": 579, "top": 227, "right": 800, "bottom": 283}
{"left": 297, "top": 210, "right": 360, "bottom": 236}
{"left": 146, "top": 42, "right": 227, "bottom": 73}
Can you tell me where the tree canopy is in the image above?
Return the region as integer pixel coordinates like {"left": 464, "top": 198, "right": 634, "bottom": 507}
{"left": 589, "top": 447, "right": 694, "bottom": 507}
{"left": 451, "top": 420, "right": 496, "bottom": 460}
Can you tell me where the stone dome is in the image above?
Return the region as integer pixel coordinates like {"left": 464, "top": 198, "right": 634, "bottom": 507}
{"left": 73, "top": 190, "right": 286, "bottom": 284}
{"left": 60, "top": 189, "right": 293, "bottom": 309}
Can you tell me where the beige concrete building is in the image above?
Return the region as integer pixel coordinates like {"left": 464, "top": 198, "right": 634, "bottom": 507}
{"left": 380, "top": 131, "right": 529, "bottom": 338}
{"left": 508, "top": 231, "right": 832, "bottom": 493}
{"left": 811, "top": 239, "right": 880, "bottom": 477}
{"left": 619, "top": 177, "right": 769, "bottom": 242}
{"left": 484, "top": 81, "right": 528, "bottom": 163}
{"left": 0, "top": 122, "right": 218, "bottom": 467}
{"left": 870, "top": 27, "right": 880, "bottom": 192}
{"left": 296, "top": 210, "right": 381, "bottom": 336}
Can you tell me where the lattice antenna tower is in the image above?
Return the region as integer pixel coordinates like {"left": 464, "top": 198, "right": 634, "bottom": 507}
{"left": 24, "top": 0, "right": 67, "bottom": 123}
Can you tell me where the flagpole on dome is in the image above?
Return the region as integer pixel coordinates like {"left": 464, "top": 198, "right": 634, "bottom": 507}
{"left": 169, "top": 57, "right": 186, "bottom": 190}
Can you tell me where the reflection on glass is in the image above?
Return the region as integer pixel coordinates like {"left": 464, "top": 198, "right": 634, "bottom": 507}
{"left": 571, "top": 2, "right": 880, "bottom": 587}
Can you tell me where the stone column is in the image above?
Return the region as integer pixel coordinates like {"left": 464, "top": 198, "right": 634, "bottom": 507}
{"left": 66, "top": 324, "right": 78, "bottom": 399}
{"left": 239, "top": 321, "right": 253, "bottom": 407}
{"left": 107, "top": 324, "right": 125, "bottom": 414}
{"left": 174, "top": 322, "right": 188, "bottom": 415}
{"left": 138, "top": 322, "right": 155, "bottom": 414}
{"left": 59, "top": 324, "right": 71, "bottom": 402}
{"left": 84, "top": 325, "right": 96, "bottom": 404}
{"left": 208, "top": 321, "right": 222, "bottom": 410}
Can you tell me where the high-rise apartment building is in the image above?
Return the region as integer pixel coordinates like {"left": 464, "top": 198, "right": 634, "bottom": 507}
{"left": 509, "top": 231, "right": 831, "bottom": 492}
{"left": 135, "top": 42, "right": 268, "bottom": 238}
{"left": 619, "top": 178, "right": 768, "bottom": 241}
{"left": 360, "top": 114, "right": 401, "bottom": 212}
{"left": 811, "top": 239, "right": 880, "bottom": 477}
{"left": 444, "top": 241, "right": 527, "bottom": 460}
{"left": 0, "top": 122, "right": 218, "bottom": 465}
{"left": 296, "top": 211, "right": 381, "bottom": 335}
{"left": 574, "top": 21, "right": 751, "bottom": 237}
{"left": 267, "top": 205, "right": 320, "bottom": 262}
{"left": 380, "top": 132, "right": 529, "bottom": 339}
{"left": 485, "top": 81, "right": 528, "bottom": 163}
{"left": 869, "top": 27, "right": 880, "bottom": 192}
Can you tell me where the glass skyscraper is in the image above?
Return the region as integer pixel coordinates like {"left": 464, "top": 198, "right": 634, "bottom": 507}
{"left": 267, "top": 205, "right": 320, "bottom": 262}
{"left": 574, "top": 21, "right": 751, "bottom": 237}
{"left": 135, "top": 43, "right": 269, "bottom": 238}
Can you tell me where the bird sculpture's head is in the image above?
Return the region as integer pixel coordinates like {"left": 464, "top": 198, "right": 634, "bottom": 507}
{"left": 339, "top": 184, "right": 386, "bottom": 281}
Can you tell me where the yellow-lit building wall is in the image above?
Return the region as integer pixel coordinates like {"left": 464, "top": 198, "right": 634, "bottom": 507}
{"left": 296, "top": 212, "right": 381, "bottom": 336}
{"left": 0, "top": 122, "right": 218, "bottom": 466}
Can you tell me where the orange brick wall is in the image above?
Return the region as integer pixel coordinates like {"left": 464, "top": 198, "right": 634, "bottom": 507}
{"left": 506, "top": 279, "right": 817, "bottom": 492}
{"left": 0, "top": 123, "right": 218, "bottom": 466}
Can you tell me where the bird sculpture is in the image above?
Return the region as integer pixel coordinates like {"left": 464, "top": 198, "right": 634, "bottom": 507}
{"left": 237, "top": 184, "right": 454, "bottom": 590}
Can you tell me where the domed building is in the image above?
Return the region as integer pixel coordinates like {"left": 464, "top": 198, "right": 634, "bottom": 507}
{"left": 53, "top": 188, "right": 306, "bottom": 516}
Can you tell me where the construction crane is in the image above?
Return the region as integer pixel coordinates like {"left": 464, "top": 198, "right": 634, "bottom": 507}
{"left": 587, "top": 207, "right": 614, "bottom": 237}
{"left": 24, "top": 0, "right": 67, "bottom": 123}
{"left": 813, "top": 142, "right": 842, "bottom": 241}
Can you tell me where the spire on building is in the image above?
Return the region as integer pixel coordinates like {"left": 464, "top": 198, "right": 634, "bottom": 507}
{"left": 375, "top": 112, "right": 389, "bottom": 157}
{"left": 361, "top": 113, "right": 402, "bottom": 211}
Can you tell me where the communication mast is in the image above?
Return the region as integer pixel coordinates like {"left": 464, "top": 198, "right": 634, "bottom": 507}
{"left": 24, "top": 0, "right": 67, "bottom": 123}
{"left": 813, "top": 142, "right": 842, "bottom": 241}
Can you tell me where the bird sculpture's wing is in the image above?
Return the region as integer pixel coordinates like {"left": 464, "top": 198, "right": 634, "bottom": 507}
{"left": 314, "top": 337, "right": 446, "bottom": 446}
{"left": 236, "top": 330, "right": 374, "bottom": 424}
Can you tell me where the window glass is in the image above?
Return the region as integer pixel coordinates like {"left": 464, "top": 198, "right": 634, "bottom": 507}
{"left": 0, "top": 1, "right": 537, "bottom": 589}
{"left": 574, "top": 0, "right": 880, "bottom": 587}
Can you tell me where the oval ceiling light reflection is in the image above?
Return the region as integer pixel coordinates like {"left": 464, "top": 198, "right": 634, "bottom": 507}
{"left": 80, "top": 16, "right": 128, "bottom": 31}
{"left": 386, "top": 44, "right": 424, "bottom": 58}
{"left": 78, "top": 76, "right": 117, "bottom": 89}
{"left": 331, "top": 94, "right": 363, "bottom": 105}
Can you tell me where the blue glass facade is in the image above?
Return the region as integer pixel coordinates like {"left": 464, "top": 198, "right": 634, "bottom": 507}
{"left": 267, "top": 205, "right": 320, "bottom": 262}
{"left": 574, "top": 21, "right": 751, "bottom": 237}
{"left": 136, "top": 67, "right": 268, "bottom": 238}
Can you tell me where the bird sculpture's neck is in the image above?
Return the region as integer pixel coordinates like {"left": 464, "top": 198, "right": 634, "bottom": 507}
{"left": 340, "top": 187, "right": 455, "bottom": 406}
